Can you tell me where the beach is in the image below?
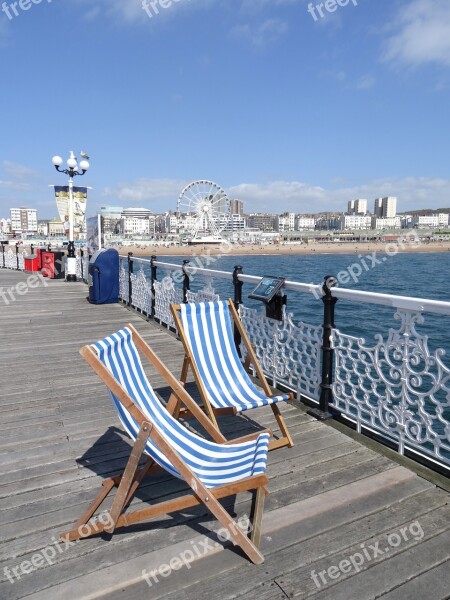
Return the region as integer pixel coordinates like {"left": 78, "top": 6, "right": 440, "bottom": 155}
{"left": 113, "top": 240, "right": 450, "bottom": 258}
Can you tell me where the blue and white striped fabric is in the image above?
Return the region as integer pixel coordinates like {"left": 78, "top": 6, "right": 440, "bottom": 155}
{"left": 93, "top": 327, "right": 270, "bottom": 489}
{"left": 179, "top": 301, "right": 289, "bottom": 413}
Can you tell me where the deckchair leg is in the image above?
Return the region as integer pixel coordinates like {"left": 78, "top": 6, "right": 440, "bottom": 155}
{"left": 269, "top": 403, "right": 294, "bottom": 450}
{"left": 106, "top": 422, "right": 152, "bottom": 532}
{"left": 250, "top": 486, "right": 265, "bottom": 549}
{"left": 205, "top": 492, "right": 265, "bottom": 565}
{"left": 123, "top": 456, "right": 155, "bottom": 508}
{"left": 72, "top": 479, "right": 116, "bottom": 531}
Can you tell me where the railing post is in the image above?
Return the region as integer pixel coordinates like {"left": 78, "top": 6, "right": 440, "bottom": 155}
{"left": 150, "top": 255, "right": 157, "bottom": 319}
{"left": 15, "top": 243, "right": 20, "bottom": 270}
{"left": 182, "top": 260, "right": 190, "bottom": 303}
{"left": 309, "top": 275, "right": 337, "bottom": 421}
{"left": 233, "top": 265, "right": 243, "bottom": 309}
{"left": 80, "top": 248, "right": 84, "bottom": 281}
{"left": 233, "top": 265, "right": 244, "bottom": 356}
{"left": 128, "top": 252, "right": 133, "bottom": 307}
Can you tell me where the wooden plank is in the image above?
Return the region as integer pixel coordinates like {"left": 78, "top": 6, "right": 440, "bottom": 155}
{"left": 306, "top": 529, "right": 450, "bottom": 600}
{"left": 375, "top": 560, "right": 450, "bottom": 600}
{"left": 1, "top": 270, "right": 449, "bottom": 600}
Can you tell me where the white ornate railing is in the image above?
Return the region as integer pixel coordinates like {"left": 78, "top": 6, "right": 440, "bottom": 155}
{"left": 240, "top": 305, "right": 322, "bottom": 401}
{"left": 331, "top": 290, "right": 450, "bottom": 469}
{"left": 118, "top": 255, "right": 450, "bottom": 472}
{"left": 1, "top": 246, "right": 89, "bottom": 281}
{"left": 2, "top": 249, "right": 21, "bottom": 270}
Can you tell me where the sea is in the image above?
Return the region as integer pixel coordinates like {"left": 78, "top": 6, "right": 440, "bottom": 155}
{"left": 146, "top": 250, "right": 450, "bottom": 365}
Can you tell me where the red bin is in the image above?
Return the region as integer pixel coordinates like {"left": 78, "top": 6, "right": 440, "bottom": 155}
{"left": 41, "top": 251, "right": 65, "bottom": 279}
{"left": 35, "top": 248, "right": 44, "bottom": 270}
{"left": 24, "top": 255, "right": 39, "bottom": 273}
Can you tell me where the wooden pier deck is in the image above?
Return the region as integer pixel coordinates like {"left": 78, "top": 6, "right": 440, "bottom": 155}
{"left": 0, "top": 269, "right": 449, "bottom": 600}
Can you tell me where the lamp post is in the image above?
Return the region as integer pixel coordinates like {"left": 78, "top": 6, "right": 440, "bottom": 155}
{"left": 52, "top": 151, "right": 90, "bottom": 282}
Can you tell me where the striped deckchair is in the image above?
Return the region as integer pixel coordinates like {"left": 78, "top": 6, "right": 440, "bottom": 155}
{"left": 61, "top": 324, "right": 270, "bottom": 564}
{"left": 170, "top": 299, "right": 294, "bottom": 451}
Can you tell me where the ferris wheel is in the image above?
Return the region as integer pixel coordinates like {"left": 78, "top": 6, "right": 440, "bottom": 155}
{"left": 176, "top": 180, "right": 231, "bottom": 239}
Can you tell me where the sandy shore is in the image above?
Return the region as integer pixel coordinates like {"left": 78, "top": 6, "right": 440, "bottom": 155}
{"left": 113, "top": 241, "right": 450, "bottom": 258}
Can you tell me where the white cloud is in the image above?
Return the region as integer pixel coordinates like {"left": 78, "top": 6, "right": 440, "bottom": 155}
{"left": 232, "top": 177, "right": 450, "bottom": 213}
{"left": 102, "top": 178, "right": 190, "bottom": 204}
{"left": 384, "top": 0, "right": 450, "bottom": 68}
{"left": 101, "top": 176, "right": 450, "bottom": 214}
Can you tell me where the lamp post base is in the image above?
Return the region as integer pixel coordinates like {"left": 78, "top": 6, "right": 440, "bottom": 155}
{"left": 66, "top": 254, "right": 77, "bottom": 282}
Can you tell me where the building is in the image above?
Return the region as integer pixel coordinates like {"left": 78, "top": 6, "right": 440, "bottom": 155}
{"left": 296, "top": 217, "right": 316, "bottom": 230}
{"left": 99, "top": 206, "right": 123, "bottom": 234}
{"left": 374, "top": 197, "right": 397, "bottom": 218}
{"left": 339, "top": 215, "right": 372, "bottom": 230}
{"left": 314, "top": 216, "right": 341, "bottom": 230}
{"left": 10, "top": 207, "right": 38, "bottom": 235}
{"left": 164, "top": 211, "right": 179, "bottom": 234}
{"left": 410, "top": 214, "right": 449, "bottom": 228}
{"left": 117, "top": 207, "right": 156, "bottom": 237}
{"left": 230, "top": 199, "right": 244, "bottom": 216}
{"left": 246, "top": 214, "right": 277, "bottom": 232}
{"left": 347, "top": 199, "right": 367, "bottom": 215}
{"left": 121, "top": 207, "right": 153, "bottom": 219}
{"left": 37, "top": 220, "right": 48, "bottom": 236}
{"left": 47, "top": 219, "right": 65, "bottom": 237}
{"left": 119, "top": 215, "right": 156, "bottom": 237}
{"left": 223, "top": 213, "right": 246, "bottom": 234}
{"left": 0, "top": 218, "right": 10, "bottom": 234}
{"left": 277, "top": 213, "right": 295, "bottom": 232}
{"left": 371, "top": 217, "right": 402, "bottom": 230}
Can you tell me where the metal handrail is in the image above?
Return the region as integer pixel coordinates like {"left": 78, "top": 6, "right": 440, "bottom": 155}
{"left": 121, "top": 255, "right": 450, "bottom": 314}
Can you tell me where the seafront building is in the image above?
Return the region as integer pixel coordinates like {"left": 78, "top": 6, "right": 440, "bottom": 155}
{"left": 347, "top": 199, "right": 368, "bottom": 215}
{"left": 410, "top": 214, "right": 449, "bottom": 228}
{"left": 339, "top": 214, "right": 372, "bottom": 230}
{"left": 9, "top": 207, "right": 38, "bottom": 236}
{"left": 277, "top": 212, "right": 296, "bottom": 232}
{"left": 297, "top": 216, "right": 316, "bottom": 230}
{"left": 372, "top": 216, "right": 402, "bottom": 229}
{"left": 374, "top": 196, "right": 397, "bottom": 218}
{"left": 230, "top": 198, "right": 244, "bottom": 215}
{"left": 2, "top": 194, "right": 449, "bottom": 244}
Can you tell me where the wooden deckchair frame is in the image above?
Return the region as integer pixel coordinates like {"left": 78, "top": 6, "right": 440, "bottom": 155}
{"left": 170, "top": 299, "right": 294, "bottom": 451}
{"left": 61, "top": 324, "right": 269, "bottom": 565}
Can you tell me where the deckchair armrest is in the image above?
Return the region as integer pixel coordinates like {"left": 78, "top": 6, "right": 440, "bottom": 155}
{"left": 223, "top": 429, "right": 272, "bottom": 445}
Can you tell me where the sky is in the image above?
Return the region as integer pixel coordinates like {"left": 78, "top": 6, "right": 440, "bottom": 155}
{"left": 1, "top": 0, "right": 450, "bottom": 219}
